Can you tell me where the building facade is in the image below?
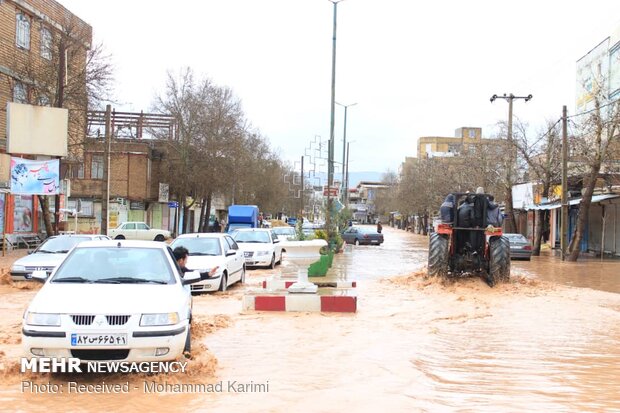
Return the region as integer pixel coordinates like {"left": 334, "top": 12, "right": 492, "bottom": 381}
{"left": 0, "top": 0, "right": 91, "bottom": 242}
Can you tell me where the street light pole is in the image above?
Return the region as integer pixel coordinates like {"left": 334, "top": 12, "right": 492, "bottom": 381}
{"left": 336, "top": 102, "right": 357, "bottom": 204}
{"left": 327, "top": 0, "right": 343, "bottom": 237}
{"left": 490, "top": 93, "right": 532, "bottom": 233}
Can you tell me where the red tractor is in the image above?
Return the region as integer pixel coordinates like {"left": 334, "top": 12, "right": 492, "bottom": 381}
{"left": 428, "top": 193, "right": 510, "bottom": 286}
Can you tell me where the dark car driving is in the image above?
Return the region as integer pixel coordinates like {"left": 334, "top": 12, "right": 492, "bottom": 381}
{"left": 341, "top": 226, "right": 384, "bottom": 245}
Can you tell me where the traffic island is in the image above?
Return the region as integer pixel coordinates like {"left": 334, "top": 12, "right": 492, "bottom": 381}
{"left": 243, "top": 239, "right": 357, "bottom": 313}
{"left": 242, "top": 291, "right": 357, "bottom": 313}
{"left": 261, "top": 279, "right": 357, "bottom": 290}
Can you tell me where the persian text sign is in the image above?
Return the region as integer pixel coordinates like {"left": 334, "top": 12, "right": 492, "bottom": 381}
{"left": 10, "top": 158, "right": 60, "bottom": 195}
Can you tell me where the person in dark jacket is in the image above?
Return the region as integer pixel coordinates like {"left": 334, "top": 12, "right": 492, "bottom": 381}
{"left": 173, "top": 246, "right": 218, "bottom": 277}
{"left": 377, "top": 221, "right": 383, "bottom": 233}
{"left": 440, "top": 194, "right": 456, "bottom": 223}
{"left": 173, "top": 246, "right": 192, "bottom": 273}
{"left": 486, "top": 195, "right": 503, "bottom": 227}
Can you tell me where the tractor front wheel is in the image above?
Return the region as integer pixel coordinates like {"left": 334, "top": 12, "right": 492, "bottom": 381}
{"left": 488, "top": 236, "right": 510, "bottom": 286}
{"left": 428, "top": 233, "right": 449, "bottom": 278}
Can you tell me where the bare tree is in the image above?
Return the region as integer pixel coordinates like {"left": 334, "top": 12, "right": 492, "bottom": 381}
{"left": 567, "top": 96, "right": 620, "bottom": 261}
{"left": 512, "top": 119, "right": 562, "bottom": 255}
{"left": 152, "top": 68, "right": 291, "bottom": 233}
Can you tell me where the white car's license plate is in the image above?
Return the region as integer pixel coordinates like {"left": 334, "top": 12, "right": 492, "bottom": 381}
{"left": 71, "top": 333, "right": 127, "bottom": 346}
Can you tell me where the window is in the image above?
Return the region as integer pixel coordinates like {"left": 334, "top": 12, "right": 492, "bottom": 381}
{"left": 40, "top": 27, "right": 52, "bottom": 59}
{"left": 137, "top": 223, "right": 149, "bottom": 230}
{"left": 13, "top": 82, "right": 27, "bottom": 103}
{"left": 468, "top": 129, "right": 476, "bottom": 138}
{"left": 37, "top": 95, "right": 50, "bottom": 106}
{"left": 221, "top": 238, "right": 230, "bottom": 255}
{"left": 225, "top": 237, "right": 239, "bottom": 250}
{"left": 124, "top": 223, "right": 136, "bottom": 230}
{"left": 67, "top": 199, "right": 94, "bottom": 217}
{"left": 71, "top": 163, "right": 84, "bottom": 179}
{"left": 91, "top": 155, "right": 103, "bottom": 179}
{"left": 16, "top": 13, "right": 30, "bottom": 50}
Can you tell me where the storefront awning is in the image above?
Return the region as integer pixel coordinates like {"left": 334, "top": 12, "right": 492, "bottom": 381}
{"left": 524, "top": 194, "right": 619, "bottom": 210}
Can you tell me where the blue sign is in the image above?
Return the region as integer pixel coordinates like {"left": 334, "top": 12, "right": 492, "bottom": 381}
{"left": 168, "top": 201, "right": 179, "bottom": 208}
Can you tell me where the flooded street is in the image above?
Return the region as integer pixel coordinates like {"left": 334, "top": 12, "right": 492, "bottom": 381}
{"left": 1, "top": 226, "right": 620, "bottom": 412}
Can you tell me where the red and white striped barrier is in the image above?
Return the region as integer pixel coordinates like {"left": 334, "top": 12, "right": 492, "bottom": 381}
{"left": 261, "top": 280, "right": 357, "bottom": 290}
{"left": 243, "top": 294, "right": 357, "bottom": 313}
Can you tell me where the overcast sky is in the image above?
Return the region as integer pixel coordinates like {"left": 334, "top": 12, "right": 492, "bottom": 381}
{"left": 59, "top": 0, "right": 620, "bottom": 175}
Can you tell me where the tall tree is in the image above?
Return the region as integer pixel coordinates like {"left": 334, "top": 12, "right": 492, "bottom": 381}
{"left": 567, "top": 96, "right": 620, "bottom": 261}
{"left": 512, "top": 120, "right": 562, "bottom": 255}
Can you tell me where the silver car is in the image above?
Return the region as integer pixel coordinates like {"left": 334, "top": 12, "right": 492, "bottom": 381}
{"left": 504, "top": 233, "right": 532, "bottom": 261}
{"left": 10, "top": 234, "right": 110, "bottom": 281}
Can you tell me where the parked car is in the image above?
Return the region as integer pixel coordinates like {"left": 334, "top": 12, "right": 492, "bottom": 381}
{"left": 22, "top": 240, "right": 203, "bottom": 362}
{"left": 108, "top": 222, "right": 171, "bottom": 241}
{"left": 341, "top": 226, "right": 384, "bottom": 246}
{"left": 169, "top": 233, "right": 245, "bottom": 293}
{"left": 232, "top": 228, "right": 283, "bottom": 269}
{"left": 10, "top": 234, "right": 110, "bottom": 281}
{"left": 504, "top": 233, "right": 532, "bottom": 260}
{"left": 271, "top": 226, "right": 297, "bottom": 241}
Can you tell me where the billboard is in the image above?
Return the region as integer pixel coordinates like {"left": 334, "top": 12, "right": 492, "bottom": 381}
{"left": 610, "top": 43, "right": 620, "bottom": 98}
{"left": 576, "top": 38, "right": 609, "bottom": 112}
{"left": 10, "top": 158, "right": 60, "bottom": 195}
{"left": 6, "top": 103, "right": 68, "bottom": 157}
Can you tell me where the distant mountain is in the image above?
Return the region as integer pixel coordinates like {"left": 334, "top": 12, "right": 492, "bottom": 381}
{"left": 347, "top": 171, "right": 385, "bottom": 187}
{"left": 306, "top": 171, "right": 384, "bottom": 189}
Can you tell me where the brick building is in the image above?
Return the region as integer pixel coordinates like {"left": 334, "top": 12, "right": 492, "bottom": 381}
{"left": 0, "top": 0, "right": 91, "bottom": 240}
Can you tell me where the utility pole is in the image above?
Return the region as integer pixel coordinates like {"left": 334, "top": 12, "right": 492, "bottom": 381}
{"left": 327, "top": 0, "right": 342, "bottom": 237}
{"left": 345, "top": 142, "right": 350, "bottom": 206}
{"left": 101, "top": 104, "right": 112, "bottom": 236}
{"left": 561, "top": 105, "right": 568, "bottom": 260}
{"left": 53, "top": 37, "right": 67, "bottom": 235}
{"left": 336, "top": 101, "right": 357, "bottom": 204}
{"left": 490, "top": 93, "right": 533, "bottom": 233}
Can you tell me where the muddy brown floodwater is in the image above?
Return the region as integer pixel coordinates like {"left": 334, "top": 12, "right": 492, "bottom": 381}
{"left": 1, "top": 226, "right": 619, "bottom": 412}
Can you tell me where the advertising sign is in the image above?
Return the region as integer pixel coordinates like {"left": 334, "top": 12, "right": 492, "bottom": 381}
{"left": 576, "top": 38, "right": 610, "bottom": 112}
{"left": 158, "top": 183, "right": 169, "bottom": 203}
{"left": 10, "top": 158, "right": 59, "bottom": 195}
{"left": 610, "top": 44, "right": 620, "bottom": 98}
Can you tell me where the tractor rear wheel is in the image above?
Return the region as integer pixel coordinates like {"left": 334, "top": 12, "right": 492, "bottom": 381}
{"left": 428, "top": 233, "right": 449, "bottom": 278}
{"left": 488, "top": 236, "right": 510, "bottom": 286}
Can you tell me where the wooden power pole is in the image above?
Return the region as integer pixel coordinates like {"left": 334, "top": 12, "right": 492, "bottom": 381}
{"left": 561, "top": 105, "right": 568, "bottom": 260}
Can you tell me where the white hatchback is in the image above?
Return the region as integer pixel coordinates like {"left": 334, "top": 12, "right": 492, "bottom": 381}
{"left": 169, "top": 233, "right": 246, "bottom": 293}
{"left": 22, "top": 240, "right": 203, "bottom": 363}
{"left": 232, "top": 228, "right": 283, "bottom": 268}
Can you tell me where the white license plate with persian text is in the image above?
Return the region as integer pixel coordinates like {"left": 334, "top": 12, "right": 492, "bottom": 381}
{"left": 71, "top": 333, "right": 127, "bottom": 346}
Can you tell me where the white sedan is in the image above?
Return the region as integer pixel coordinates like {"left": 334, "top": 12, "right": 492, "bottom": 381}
{"left": 109, "top": 222, "right": 171, "bottom": 241}
{"left": 22, "top": 240, "right": 203, "bottom": 363}
{"left": 232, "top": 228, "right": 283, "bottom": 269}
{"left": 169, "top": 233, "right": 246, "bottom": 293}
{"left": 10, "top": 234, "right": 110, "bottom": 281}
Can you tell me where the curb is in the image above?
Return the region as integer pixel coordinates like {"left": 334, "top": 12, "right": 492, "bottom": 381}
{"left": 261, "top": 280, "right": 357, "bottom": 290}
{"left": 243, "top": 294, "right": 357, "bottom": 313}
